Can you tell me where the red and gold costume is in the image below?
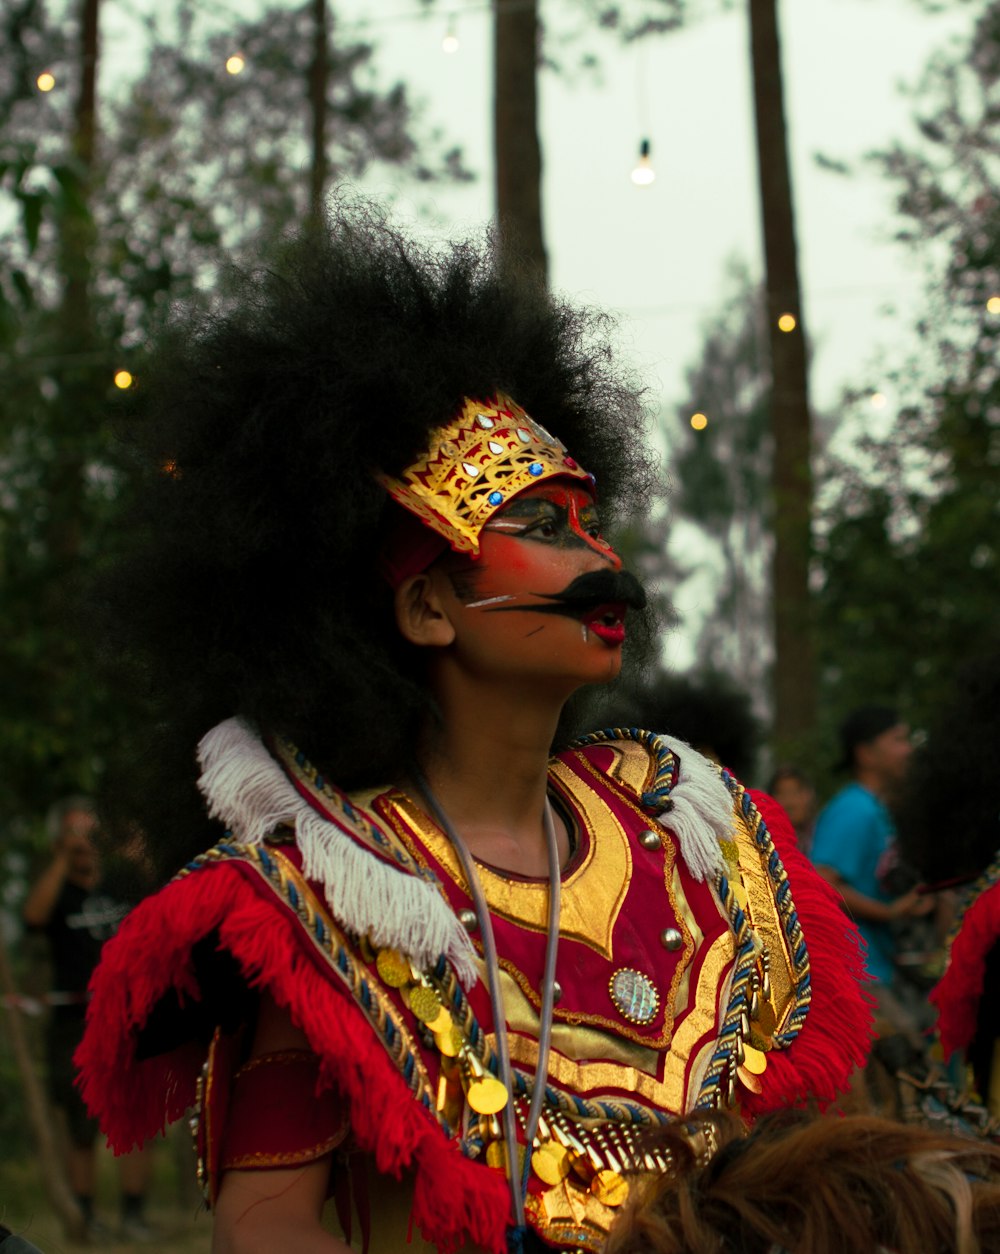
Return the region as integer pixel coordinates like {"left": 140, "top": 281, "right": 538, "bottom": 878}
{"left": 932, "top": 855, "right": 1000, "bottom": 1120}
{"left": 78, "top": 717, "right": 870, "bottom": 1252}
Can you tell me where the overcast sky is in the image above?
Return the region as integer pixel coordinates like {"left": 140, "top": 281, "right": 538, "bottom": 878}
{"left": 326, "top": 0, "right": 969, "bottom": 420}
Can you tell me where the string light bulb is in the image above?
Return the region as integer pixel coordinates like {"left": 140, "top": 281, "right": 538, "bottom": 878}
{"left": 631, "top": 138, "right": 655, "bottom": 187}
{"left": 442, "top": 15, "right": 460, "bottom": 53}
{"left": 690, "top": 412, "right": 708, "bottom": 431}
{"left": 987, "top": 295, "right": 1000, "bottom": 314}
{"left": 114, "top": 370, "right": 133, "bottom": 390}
{"left": 36, "top": 71, "right": 56, "bottom": 92}
{"left": 777, "top": 312, "right": 797, "bottom": 332}
{"left": 225, "top": 54, "right": 246, "bottom": 75}
{"left": 870, "top": 391, "right": 887, "bottom": 410}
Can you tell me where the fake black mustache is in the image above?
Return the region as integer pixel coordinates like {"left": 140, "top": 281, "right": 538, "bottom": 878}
{"left": 489, "top": 568, "right": 647, "bottom": 615}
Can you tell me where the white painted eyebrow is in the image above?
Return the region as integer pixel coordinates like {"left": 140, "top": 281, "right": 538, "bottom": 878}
{"left": 464, "top": 593, "right": 518, "bottom": 608}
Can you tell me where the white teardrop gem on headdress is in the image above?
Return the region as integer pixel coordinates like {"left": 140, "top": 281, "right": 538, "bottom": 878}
{"left": 488, "top": 441, "right": 504, "bottom": 455}
{"left": 477, "top": 414, "right": 496, "bottom": 430}
{"left": 463, "top": 462, "right": 480, "bottom": 478}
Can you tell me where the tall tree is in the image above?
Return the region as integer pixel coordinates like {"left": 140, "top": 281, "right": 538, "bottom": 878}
{"left": 494, "top": 0, "right": 546, "bottom": 281}
{"left": 747, "top": 0, "right": 815, "bottom": 757}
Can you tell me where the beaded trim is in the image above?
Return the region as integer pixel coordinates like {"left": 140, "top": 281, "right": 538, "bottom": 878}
{"left": 570, "top": 726, "right": 679, "bottom": 809}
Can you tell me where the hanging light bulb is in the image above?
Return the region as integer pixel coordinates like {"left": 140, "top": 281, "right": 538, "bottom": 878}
{"left": 225, "top": 53, "right": 246, "bottom": 75}
{"left": 442, "top": 15, "right": 460, "bottom": 54}
{"left": 630, "top": 139, "right": 655, "bottom": 187}
{"left": 36, "top": 70, "right": 56, "bottom": 92}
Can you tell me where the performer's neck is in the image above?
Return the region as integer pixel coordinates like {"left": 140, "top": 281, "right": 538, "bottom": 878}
{"left": 411, "top": 675, "right": 572, "bottom": 877}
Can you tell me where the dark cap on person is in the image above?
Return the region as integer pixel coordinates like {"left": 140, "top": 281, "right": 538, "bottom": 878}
{"left": 837, "top": 705, "right": 900, "bottom": 772}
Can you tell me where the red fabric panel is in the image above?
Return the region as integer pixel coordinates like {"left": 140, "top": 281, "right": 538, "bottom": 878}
{"left": 221, "top": 1048, "right": 349, "bottom": 1170}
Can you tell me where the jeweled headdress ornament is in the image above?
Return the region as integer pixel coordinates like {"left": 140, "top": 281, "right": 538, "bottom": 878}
{"left": 376, "top": 393, "right": 592, "bottom": 556}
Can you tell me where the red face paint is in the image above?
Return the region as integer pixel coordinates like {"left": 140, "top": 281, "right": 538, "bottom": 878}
{"left": 432, "top": 482, "right": 643, "bottom": 690}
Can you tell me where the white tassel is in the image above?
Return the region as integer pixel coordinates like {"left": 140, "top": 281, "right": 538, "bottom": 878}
{"left": 196, "top": 718, "right": 478, "bottom": 985}
{"left": 653, "top": 736, "right": 731, "bottom": 883}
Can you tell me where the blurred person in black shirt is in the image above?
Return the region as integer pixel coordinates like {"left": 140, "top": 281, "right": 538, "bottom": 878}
{"left": 22, "top": 798, "right": 155, "bottom": 1242}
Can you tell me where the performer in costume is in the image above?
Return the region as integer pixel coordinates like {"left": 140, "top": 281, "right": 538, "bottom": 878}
{"left": 77, "top": 209, "right": 871, "bottom": 1253}
{"left": 896, "top": 655, "right": 1000, "bottom": 1125}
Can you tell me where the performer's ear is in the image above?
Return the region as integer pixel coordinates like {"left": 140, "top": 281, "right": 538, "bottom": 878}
{"left": 394, "top": 572, "right": 457, "bottom": 648}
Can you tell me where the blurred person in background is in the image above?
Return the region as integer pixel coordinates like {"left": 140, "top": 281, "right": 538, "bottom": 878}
{"left": 21, "top": 798, "right": 155, "bottom": 1242}
{"left": 765, "top": 765, "right": 817, "bottom": 857}
{"left": 811, "top": 707, "right": 934, "bottom": 1082}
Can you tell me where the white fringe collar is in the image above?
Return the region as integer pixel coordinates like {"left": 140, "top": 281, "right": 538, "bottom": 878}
{"left": 196, "top": 717, "right": 479, "bottom": 985}
{"left": 652, "top": 736, "right": 731, "bottom": 883}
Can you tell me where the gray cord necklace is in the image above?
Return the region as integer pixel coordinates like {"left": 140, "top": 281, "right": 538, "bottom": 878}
{"left": 411, "top": 765, "right": 562, "bottom": 1236}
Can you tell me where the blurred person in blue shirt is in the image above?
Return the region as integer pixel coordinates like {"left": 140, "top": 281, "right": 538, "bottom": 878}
{"left": 812, "top": 707, "right": 933, "bottom": 1066}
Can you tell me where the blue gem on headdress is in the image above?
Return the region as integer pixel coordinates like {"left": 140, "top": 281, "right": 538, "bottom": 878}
{"left": 488, "top": 491, "right": 503, "bottom": 506}
{"left": 528, "top": 462, "right": 543, "bottom": 476}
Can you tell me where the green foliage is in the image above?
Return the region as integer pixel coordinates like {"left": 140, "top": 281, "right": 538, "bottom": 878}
{"left": 0, "top": 0, "right": 470, "bottom": 853}
{"left": 817, "top": 0, "right": 1000, "bottom": 737}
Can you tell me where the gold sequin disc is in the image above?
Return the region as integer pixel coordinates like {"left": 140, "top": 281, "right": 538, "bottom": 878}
{"left": 376, "top": 948, "right": 411, "bottom": 988}
{"left": 741, "top": 1043, "right": 768, "bottom": 1075}
{"left": 752, "top": 1000, "right": 777, "bottom": 1037}
{"left": 408, "top": 985, "right": 443, "bottom": 1024}
{"left": 737, "top": 1065, "right": 763, "bottom": 1094}
{"left": 591, "top": 1169, "right": 629, "bottom": 1207}
{"left": 435, "top": 1026, "right": 463, "bottom": 1057}
{"left": 426, "top": 1006, "right": 453, "bottom": 1035}
{"left": 532, "top": 1142, "right": 570, "bottom": 1186}
{"left": 467, "top": 1075, "right": 509, "bottom": 1115}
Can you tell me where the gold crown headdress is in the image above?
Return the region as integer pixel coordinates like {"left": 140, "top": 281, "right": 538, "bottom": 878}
{"left": 376, "top": 393, "right": 592, "bottom": 556}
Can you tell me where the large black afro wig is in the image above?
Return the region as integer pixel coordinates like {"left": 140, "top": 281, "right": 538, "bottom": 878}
{"left": 97, "top": 203, "right": 656, "bottom": 877}
{"left": 895, "top": 653, "right": 1000, "bottom": 887}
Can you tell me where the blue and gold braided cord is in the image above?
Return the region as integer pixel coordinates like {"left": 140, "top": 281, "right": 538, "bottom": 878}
{"left": 692, "top": 868, "right": 759, "bottom": 1110}
{"left": 178, "top": 841, "right": 450, "bottom": 1135}
{"left": 720, "top": 770, "right": 813, "bottom": 1049}
{"left": 569, "top": 727, "right": 679, "bottom": 810}
{"left": 273, "top": 735, "right": 442, "bottom": 887}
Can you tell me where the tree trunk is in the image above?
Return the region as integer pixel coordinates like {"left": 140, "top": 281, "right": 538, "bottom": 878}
{"left": 494, "top": 0, "right": 547, "bottom": 283}
{"left": 308, "top": 0, "right": 329, "bottom": 226}
{"left": 748, "top": 0, "right": 816, "bottom": 757}
{"left": 0, "top": 935, "right": 85, "bottom": 1240}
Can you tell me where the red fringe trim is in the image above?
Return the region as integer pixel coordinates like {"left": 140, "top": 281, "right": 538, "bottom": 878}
{"left": 75, "top": 864, "right": 510, "bottom": 1254}
{"left": 739, "top": 791, "right": 874, "bottom": 1115}
{"left": 932, "top": 880, "right": 1000, "bottom": 1058}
